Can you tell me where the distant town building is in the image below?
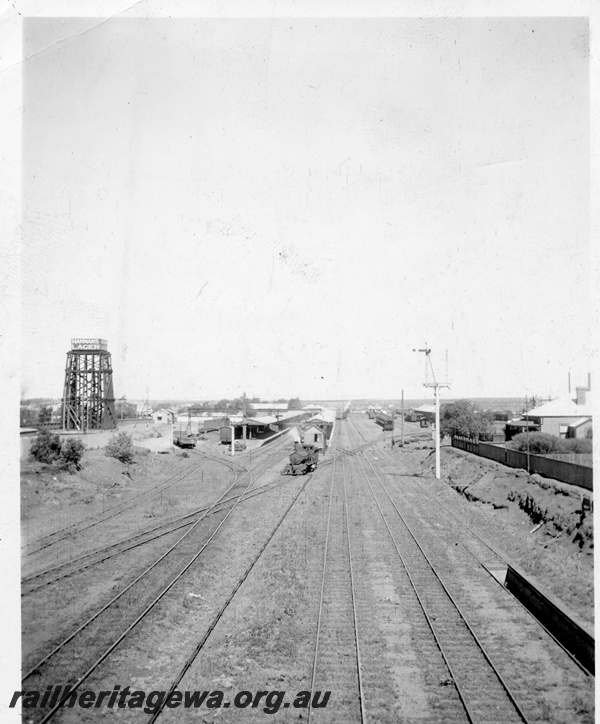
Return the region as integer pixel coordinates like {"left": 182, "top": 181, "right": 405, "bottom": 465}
{"left": 248, "top": 402, "right": 289, "bottom": 414}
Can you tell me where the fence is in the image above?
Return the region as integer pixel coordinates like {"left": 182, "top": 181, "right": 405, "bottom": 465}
{"left": 452, "top": 437, "right": 593, "bottom": 491}
{"left": 544, "top": 453, "right": 593, "bottom": 468}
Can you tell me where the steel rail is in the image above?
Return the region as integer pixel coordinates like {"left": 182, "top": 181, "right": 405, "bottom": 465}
{"left": 22, "top": 447, "right": 287, "bottom": 590}
{"left": 370, "top": 433, "right": 593, "bottom": 678}
{"left": 347, "top": 419, "right": 530, "bottom": 724}
{"left": 34, "top": 457, "right": 270, "bottom": 723}
{"left": 307, "top": 428, "right": 366, "bottom": 724}
{"left": 147, "top": 474, "right": 314, "bottom": 722}
{"left": 307, "top": 440, "right": 338, "bottom": 724}
{"left": 23, "top": 458, "right": 251, "bottom": 682}
{"left": 23, "top": 459, "right": 206, "bottom": 554}
{"left": 339, "top": 432, "right": 367, "bottom": 724}
{"left": 22, "top": 478, "right": 286, "bottom": 595}
{"left": 29, "top": 446, "right": 290, "bottom": 719}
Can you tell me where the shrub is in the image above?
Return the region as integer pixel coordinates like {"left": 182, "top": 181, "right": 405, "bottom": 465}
{"left": 106, "top": 432, "right": 135, "bottom": 464}
{"left": 508, "top": 432, "right": 557, "bottom": 454}
{"left": 59, "top": 438, "right": 85, "bottom": 471}
{"left": 30, "top": 429, "right": 62, "bottom": 464}
{"left": 509, "top": 432, "right": 593, "bottom": 455}
{"left": 553, "top": 437, "right": 593, "bottom": 454}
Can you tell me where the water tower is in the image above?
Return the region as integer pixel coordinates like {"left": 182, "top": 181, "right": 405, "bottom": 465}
{"left": 62, "top": 338, "right": 117, "bottom": 430}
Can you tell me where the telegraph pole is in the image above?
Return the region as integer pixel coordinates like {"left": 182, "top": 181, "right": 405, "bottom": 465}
{"left": 525, "top": 394, "right": 530, "bottom": 473}
{"left": 414, "top": 347, "right": 450, "bottom": 479}
{"left": 401, "top": 389, "right": 405, "bottom": 447}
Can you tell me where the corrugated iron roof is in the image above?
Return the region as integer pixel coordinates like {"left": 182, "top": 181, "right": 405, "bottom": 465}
{"left": 310, "top": 409, "right": 336, "bottom": 423}
{"left": 246, "top": 416, "right": 278, "bottom": 425}
{"left": 413, "top": 404, "right": 436, "bottom": 414}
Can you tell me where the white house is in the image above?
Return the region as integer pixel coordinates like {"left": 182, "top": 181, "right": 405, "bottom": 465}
{"left": 525, "top": 377, "right": 592, "bottom": 438}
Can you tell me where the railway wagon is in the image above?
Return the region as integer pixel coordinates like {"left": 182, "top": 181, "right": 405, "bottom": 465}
{"left": 219, "top": 426, "right": 240, "bottom": 444}
{"left": 282, "top": 442, "right": 319, "bottom": 475}
{"left": 174, "top": 435, "right": 197, "bottom": 449}
{"left": 375, "top": 412, "right": 395, "bottom": 431}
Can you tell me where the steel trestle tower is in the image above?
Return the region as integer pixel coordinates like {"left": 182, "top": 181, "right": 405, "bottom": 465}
{"left": 62, "top": 338, "right": 117, "bottom": 430}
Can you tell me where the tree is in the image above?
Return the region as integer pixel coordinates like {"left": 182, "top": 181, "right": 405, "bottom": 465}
{"left": 106, "top": 432, "right": 135, "bottom": 464}
{"left": 30, "top": 429, "right": 62, "bottom": 464}
{"left": 287, "top": 397, "right": 302, "bottom": 410}
{"left": 37, "top": 406, "right": 53, "bottom": 427}
{"left": 440, "top": 400, "right": 494, "bottom": 440}
{"left": 59, "top": 438, "right": 85, "bottom": 471}
{"left": 20, "top": 406, "right": 37, "bottom": 427}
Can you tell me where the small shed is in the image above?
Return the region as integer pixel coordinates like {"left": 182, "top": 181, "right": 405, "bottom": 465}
{"left": 302, "top": 425, "right": 327, "bottom": 452}
{"left": 152, "top": 408, "right": 177, "bottom": 424}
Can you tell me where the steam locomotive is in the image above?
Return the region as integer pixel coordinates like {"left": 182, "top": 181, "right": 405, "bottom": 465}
{"left": 282, "top": 442, "right": 320, "bottom": 475}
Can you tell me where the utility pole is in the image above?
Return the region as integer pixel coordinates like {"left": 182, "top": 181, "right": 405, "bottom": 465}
{"left": 401, "top": 389, "right": 405, "bottom": 447}
{"left": 242, "top": 391, "right": 247, "bottom": 445}
{"left": 525, "top": 394, "right": 530, "bottom": 473}
{"left": 414, "top": 347, "right": 450, "bottom": 479}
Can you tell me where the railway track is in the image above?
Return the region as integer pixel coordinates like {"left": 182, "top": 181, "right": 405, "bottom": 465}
{"left": 308, "top": 437, "right": 365, "bottom": 724}
{"left": 21, "top": 476, "right": 288, "bottom": 595}
{"left": 346, "top": 419, "right": 531, "bottom": 724}
{"left": 367, "top": 430, "right": 595, "bottom": 678}
{"left": 22, "top": 439, "right": 291, "bottom": 593}
{"left": 23, "top": 446, "right": 292, "bottom": 723}
{"left": 23, "top": 439, "right": 280, "bottom": 561}
{"left": 22, "top": 458, "right": 210, "bottom": 558}
{"left": 146, "top": 473, "right": 315, "bottom": 722}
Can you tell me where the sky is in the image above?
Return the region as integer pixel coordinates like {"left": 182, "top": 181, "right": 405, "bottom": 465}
{"left": 19, "top": 10, "right": 593, "bottom": 402}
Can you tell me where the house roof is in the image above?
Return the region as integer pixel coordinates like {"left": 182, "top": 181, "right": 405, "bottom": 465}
{"left": 525, "top": 392, "right": 593, "bottom": 419}
{"left": 567, "top": 417, "right": 592, "bottom": 428}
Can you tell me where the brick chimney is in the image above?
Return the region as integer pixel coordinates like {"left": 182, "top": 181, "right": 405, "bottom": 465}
{"left": 575, "top": 373, "right": 591, "bottom": 405}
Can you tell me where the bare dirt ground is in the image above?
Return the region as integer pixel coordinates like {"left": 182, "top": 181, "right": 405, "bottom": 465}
{"left": 19, "top": 419, "right": 594, "bottom": 723}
